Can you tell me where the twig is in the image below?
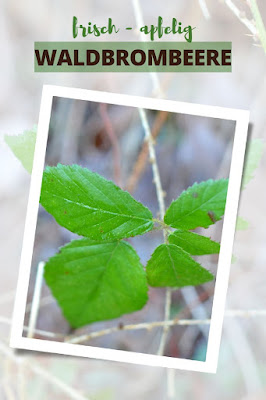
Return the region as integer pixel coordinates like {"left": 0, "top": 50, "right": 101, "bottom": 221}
{"left": 18, "top": 362, "right": 26, "bottom": 400}
{"left": 9, "top": 310, "right": 266, "bottom": 343}
{"left": 157, "top": 288, "right": 172, "bottom": 356}
{"left": 99, "top": 103, "right": 122, "bottom": 186}
{"left": 0, "top": 339, "right": 90, "bottom": 400}
{"left": 137, "top": 108, "right": 172, "bottom": 356}
{"left": 167, "top": 369, "right": 176, "bottom": 399}
{"left": 23, "top": 326, "right": 64, "bottom": 339}
{"left": 247, "top": 0, "right": 266, "bottom": 53}
{"left": 64, "top": 308, "right": 266, "bottom": 344}
{"left": 0, "top": 315, "right": 13, "bottom": 325}
{"left": 127, "top": 110, "right": 168, "bottom": 193}
{"left": 131, "top": 0, "right": 171, "bottom": 363}
{"left": 27, "top": 261, "right": 45, "bottom": 338}
{"left": 1, "top": 379, "right": 16, "bottom": 400}
{"left": 224, "top": 0, "right": 258, "bottom": 37}
{"left": 26, "top": 295, "right": 55, "bottom": 313}
{"left": 224, "top": 315, "right": 263, "bottom": 393}
{"left": 0, "top": 315, "right": 64, "bottom": 339}
{"left": 2, "top": 356, "right": 16, "bottom": 400}
{"left": 225, "top": 309, "right": 266, "bottom": 317}
{"left": 138, "top": 109, "right": 165, "bottom": 220}
{"left": 180, "top": 286, "right": 209, "bottom": 341}
{"left": 66, "top": 318, "right": 211, "bottom": 344}
{"left": 131, "top": 0, "right": 162, "bottom": 96}
{"left": 198, "top": 0, "right": 211, "bottom": 19}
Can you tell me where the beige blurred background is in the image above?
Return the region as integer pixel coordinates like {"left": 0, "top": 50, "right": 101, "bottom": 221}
{"left": 1, "top": 0, "right": 266, "bottom": 399}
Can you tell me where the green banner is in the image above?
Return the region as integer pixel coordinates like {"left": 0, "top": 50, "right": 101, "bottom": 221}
{"left": 34, "top": 42, "right": 232, "bottom": 72}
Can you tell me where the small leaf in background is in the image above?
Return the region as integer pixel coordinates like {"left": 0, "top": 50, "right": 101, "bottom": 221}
{"left": 241, "top": 138, "right": 264, "bottom": 189}
{"left": 44, "top": 239, "right": 148, "bottom": 328}
{"left": 236, "top": 216, "right": 249, "bottom": 231}
{"left": 40, "top": 164, "right": 154, "bottom": 240}
{"left": 231, "top": 254, "right": 237, "bottom": 264}
{"left": 146, "top": 244, "right": 214, "bottom": 288}
{"left": 164, "top": 179, "right": 228, "bottom": 230}
{"left": 168, "top": 230, "right": 220, "bottom": 255}
{"left": 4, "top": 126, "right": 37, "bottom": 173}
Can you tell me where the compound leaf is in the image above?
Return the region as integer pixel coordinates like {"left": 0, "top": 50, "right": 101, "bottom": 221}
{"left": 4, "top": 126, "right": 37, "bottom": 173}
{"left": 40, "top": 164, "right": 153, "bottom": 240}
{"left": 146, "top": 244, "right": 214, "bottom": 288}
{"left": 164, "top": 179, "right": 228, "bottom": 230}
{"left": 44, "top": 239, "right": 148, "bottom": 328}
{"left": 168, "top": 230, "right": 220, "bottom": 255}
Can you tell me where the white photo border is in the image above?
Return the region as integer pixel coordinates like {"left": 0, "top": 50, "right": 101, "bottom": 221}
{"left": 10, "top": 85, "right": 249, "bottom": 373}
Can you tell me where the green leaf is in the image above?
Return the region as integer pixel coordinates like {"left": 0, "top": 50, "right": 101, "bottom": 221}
{"left": 231, "top": 254, "right": 237, "bottom": 264}
{"left": 40, "top": 164, "right": 153, "bottom": 240}
{"left": 4, "top": 126, "right": 37, "bottom": 173}
{"left": 44, "top": 239, "right": 148, "bottom": 328}
{"left": 168, "top": 230, "right": 220, "bottom": 255}
{"left": 236, "top": 216, "right": 249, "bottom": 231}
{"left": 241, "top": 139, "right": 264, "bottom": 189}
{"left": 146, "top": 244, "right": 214, "bottom": 288}
{"left": 164, "top": 179, "right": 228, "bottom": 230}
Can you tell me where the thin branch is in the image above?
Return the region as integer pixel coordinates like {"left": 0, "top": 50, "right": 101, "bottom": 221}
{"left": 64, "top": 308, "right": 266, "bottom": 344}
{"left": 224, "top": 0, "right": 258, "bottom": 37}
{"left": 167, "top": 369, "right": 176, "bottom": 400}
{"left": 1, "top": 379, "right": 16, "bottom": 400}
{"left": 180, "top": 286, "right": 209, "bottom": 341}
{"left": 2, "top": 356, "right": 16, "bottom": 400}
{"left": 138, "top": 109, "right": 165, "bottom": 220}
{"left": 27, "top": 261, "right": 45, "bottom": 338}
{"left": 247, "top": 0, "right": 266, "bottom": 53}
{"left": 0, "top": 316, "right": 14, "bottom": 325}
{"left": 224, "top": 315, "right": 263, "bottom": 393}
{"left": 23, "top": 326, "right": 64, "bottom": 339}
{"left": 127, "top": 110, "right": 168, "bottom": 193}
{"left": 0, "top": 315, "right": 63, "bottom": 339}
{"left": 99, "top": 103, "right": 122, "bottom": 186}
{"left": 157, "top": 288, "right": 172, "bottom": 356}
{"left": 198, "top": 0, "right": 211, "bottom": 19}
{"left": 137, "top": 108, "right": 172, "bottom": 356}
{"left": 2, "top": 309, "right": 265, "bottom": 343}
{"left": 26, "top": 295, "right": 55, "bottom": 313}
{"left": 0, "top": 339, "right": 90, "bottom": 400}
{"left": 17, "top": 363, "right": 26, "bottom": 400}
{"left": 131, "top": 0, "right": 162, "bottom": 96}
{"left": 66, "top": 318, "right": 211, "bottom": 344}
{"left": 131, "top": 0, "right": 172, "bottom": 365}
{"left": 225, "top": 309, "right": 266, "bottom": 317}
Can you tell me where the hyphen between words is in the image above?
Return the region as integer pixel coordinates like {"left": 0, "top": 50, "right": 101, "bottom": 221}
{"left": 73, "top": 16, "right": 195, "bottom": 42}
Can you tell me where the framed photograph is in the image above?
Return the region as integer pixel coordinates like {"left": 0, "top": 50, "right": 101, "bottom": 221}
{"left": 10, "top": 85, "right": 249, "bottom": 372}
